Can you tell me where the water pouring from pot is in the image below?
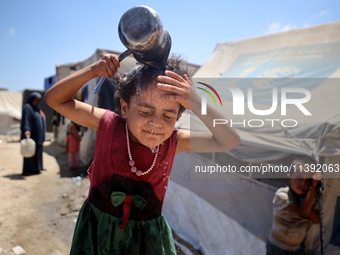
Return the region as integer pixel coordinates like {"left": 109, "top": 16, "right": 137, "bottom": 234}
{"left": 93, "top": 5, "right": 172, "bottom": 94}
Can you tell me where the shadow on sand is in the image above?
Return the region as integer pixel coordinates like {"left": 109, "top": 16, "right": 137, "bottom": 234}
{"left": 43, "top": 141, "right": 89, "bottom": 178}
{"left": 3, "top": 173, "right": 26, "bottom": 180}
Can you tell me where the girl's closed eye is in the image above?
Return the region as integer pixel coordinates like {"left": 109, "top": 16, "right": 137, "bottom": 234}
{"left": 163, "top": 114, "right": 176, "bottom": 120}
{"left": 163, "top": 110, "right": 177, "bottom": 120}
{"left": 138, "top": 107, "right": 153, "bottom": 116}
{"left": 141, "top": 110, "right": 152, "bottom": 115}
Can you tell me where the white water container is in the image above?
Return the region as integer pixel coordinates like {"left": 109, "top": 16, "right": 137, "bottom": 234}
{"left": 20, "top": 137, "right": 36, "bottom": 158}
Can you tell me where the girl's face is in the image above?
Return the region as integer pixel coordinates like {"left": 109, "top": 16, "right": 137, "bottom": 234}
{"left": 121, "top": 83, "right": 180, "bottom": 148}
{"left": 288, "top": 170, "right": 312, "bottom": 195}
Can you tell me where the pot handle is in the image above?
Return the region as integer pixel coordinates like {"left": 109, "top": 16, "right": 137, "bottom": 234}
{"left": 93, "top": 49, "right": 131, "bottom": 94}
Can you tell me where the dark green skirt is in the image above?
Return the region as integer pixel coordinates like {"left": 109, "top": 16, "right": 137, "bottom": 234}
{"left": 70, "top": 200, "right": 176, "bottom": 255}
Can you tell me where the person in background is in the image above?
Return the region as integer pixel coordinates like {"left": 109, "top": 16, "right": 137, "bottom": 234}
{"left": 20, "top": 92, "right": 46, "bottom": 176}
{"left": 51, "top": 110, "right": 60, "bottom": 142}
{"left": 266, "top": 158, "right": 322, "bottom": 255}
{"left": 66, "top": 122, "right": 81, "bottom": 171}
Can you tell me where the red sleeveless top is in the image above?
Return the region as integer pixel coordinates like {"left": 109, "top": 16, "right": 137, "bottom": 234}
{"left": 87, "top": 110, "right": 177, "bottom": 202}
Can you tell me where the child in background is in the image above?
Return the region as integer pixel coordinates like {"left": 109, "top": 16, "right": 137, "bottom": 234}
{"left": 44, "top": 54, "right": 241, "bottom": 254}
{"left": 66, "top": 123, "right": 81, "bottom": 171}
{"left": 266, "top": 158, "right": 322, "bottom": 255}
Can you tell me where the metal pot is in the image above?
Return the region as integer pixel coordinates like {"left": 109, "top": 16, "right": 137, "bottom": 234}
{"left": 118, "top": 5, "right": 172, "bottom": 69}
{"left": 94, "top": 6, "right": 171, "bottom": 94}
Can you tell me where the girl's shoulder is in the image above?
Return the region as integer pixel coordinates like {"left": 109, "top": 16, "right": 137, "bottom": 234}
{"left": 275, "top": 186, "right": 289, "bottom": 196}
{"left": 101, "top": 109, "right": 121, "bottom": 121}
{"left": 99, "top": 110, "right": 124, "bottom": 129}
{"left": 273, "top": 186, "right": 296, "bottom": 210}
{"left": 96, "top": 110, "right": 125, "bottom": 143}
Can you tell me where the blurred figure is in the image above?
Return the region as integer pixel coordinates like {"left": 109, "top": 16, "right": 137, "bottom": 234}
{"left": 20, "top": 92, "right": 46, "bottom": 176}
{"left": 266, "top": 158, "right": 322, "bottom": 255}
{"left": 66, "top": 123, "right": 81, "bottom": 171}
{"left": 51, "top": 110, "right": 60, "bottom": 142}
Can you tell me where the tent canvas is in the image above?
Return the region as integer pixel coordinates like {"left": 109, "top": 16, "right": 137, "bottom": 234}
{"left": 0, "top": 90, "right": 22, "bottom": 135}
{"left": 0, "top": 90, "right": 53, "bottom": 138}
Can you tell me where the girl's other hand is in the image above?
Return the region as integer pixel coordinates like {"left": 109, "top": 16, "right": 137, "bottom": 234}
{"left": 157, "top": 70, "right": 199, "bottom": 110}
{"left": 91, "top": 54, "right": 121, "bottom": 79}
{"left": 311, "top": 172, "right": 323, "bottom": 188}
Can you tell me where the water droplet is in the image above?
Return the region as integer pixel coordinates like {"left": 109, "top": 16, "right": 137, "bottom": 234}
{"left": 164, "top": 186, "right": 168, "bottom": 190}
{"left": 136, "top": 85, "right": 142, "bottom": 95}
{"left": 121, "top": 64, "right": 143, "bottom": 84}
{"left": 149, "top": 146, "right": 157, "bottom": 153}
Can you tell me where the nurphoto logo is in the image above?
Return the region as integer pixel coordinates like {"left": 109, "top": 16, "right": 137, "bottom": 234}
{"left": 196, "top": 82, "right": 223, "bottom": 115}
{"left": 196, "top": 81, "right": 312, "bottom": 128}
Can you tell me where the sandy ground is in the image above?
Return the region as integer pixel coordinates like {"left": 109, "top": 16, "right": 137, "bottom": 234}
{"left": 0, "top": 134, "right": 201, "bottom": 255}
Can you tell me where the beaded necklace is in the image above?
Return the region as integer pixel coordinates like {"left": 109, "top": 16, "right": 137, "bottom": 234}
{"left": 125, "top": 122, "right": 159, "bottom": 176}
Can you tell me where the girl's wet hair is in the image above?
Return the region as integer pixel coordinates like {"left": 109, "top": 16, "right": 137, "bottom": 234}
{"left": 114, "top": 54, "right": 188, "bottom": 117}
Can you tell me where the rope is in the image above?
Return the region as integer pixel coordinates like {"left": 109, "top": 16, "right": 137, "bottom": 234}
{"left": 318, "top": 180, "right": 325, "bottom": 255}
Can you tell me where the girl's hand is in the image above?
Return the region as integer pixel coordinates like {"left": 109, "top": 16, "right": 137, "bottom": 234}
{"left": 91, "top": 54, "right": 120, "bottom": 79}
{"left": 157, "top": 70, "right": 200, "bottom": 110}
{"left": 311, "top": 172, "right": 323, "bottom": 188}
{"left": 44, "top": 54, "right": 117, "bottom": 131}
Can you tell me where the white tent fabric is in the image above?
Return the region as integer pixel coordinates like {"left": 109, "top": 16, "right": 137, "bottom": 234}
{"left": 195, "top": 21, "right": 340, "bottom": 79}
{"left": 163, "top": 180, "right": 266, "bottom": 255}
{"left": 0, "top": 91, "right": 22, "bottom": 134}
{"left": 167, "top": 152, "right": 276, "bottom": 254}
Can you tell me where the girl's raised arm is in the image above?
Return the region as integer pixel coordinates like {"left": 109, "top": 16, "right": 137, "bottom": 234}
{"left": 44, "top": 54, "right": 120, "bottom": 130}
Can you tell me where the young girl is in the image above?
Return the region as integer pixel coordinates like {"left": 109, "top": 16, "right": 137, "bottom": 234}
{"left": 266, "top": 158, "right": 322, "bottom": 255}
{"left": 44, "top": 54, "right": 241, "bottom": 254}
{"left": 66, "top": 123, "right": 81, "bottom": 171}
